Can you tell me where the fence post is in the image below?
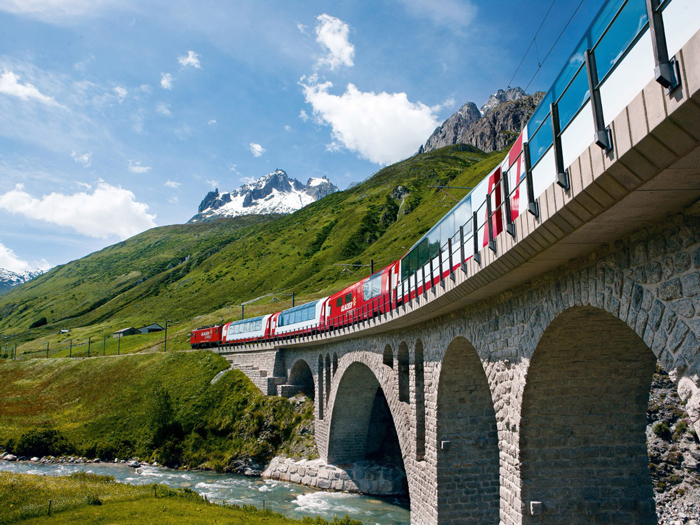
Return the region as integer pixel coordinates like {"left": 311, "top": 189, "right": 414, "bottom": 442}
{"left": 69, "top": 339, "right": 72, "bottom": 358}
{"left": 118, "top": 336, "right": 120, "bottom": 355}
{"left": 163, "top": 321, "right": 168, "bottom": 352}
{"left": 46, "top": 342, "right": 49, "bottom": 358}
{"left": 103, "top": 335, "right": 106, "bottom": 356}
{"left": 88, "top": 337, "right": 91, "bottom": 357}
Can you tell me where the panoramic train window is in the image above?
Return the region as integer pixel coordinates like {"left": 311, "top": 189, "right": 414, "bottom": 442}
{"left": 363, "top": 271, "right": 383, "bottom": 301}
{"left": 400, "top": 195, "right": 474, "bottom": 282}
{"left": 278, "top": 301, "right": 318, "bottom": 326}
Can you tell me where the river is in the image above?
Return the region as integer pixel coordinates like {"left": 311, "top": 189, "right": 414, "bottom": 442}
{"left": 0, "top": 460, "right": 410, "bottom": 524}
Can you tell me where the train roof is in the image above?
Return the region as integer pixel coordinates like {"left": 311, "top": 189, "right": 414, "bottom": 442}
{"left": 226, "top": 315, "right": 266, "bottom": 326}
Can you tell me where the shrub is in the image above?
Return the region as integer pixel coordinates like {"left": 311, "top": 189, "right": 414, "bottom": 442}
{"left": 11, "top": 428, "right": 72, "bottom": 457}
{"left": 653, "top": 422, "right": 671, "bottom": 440}
{"left": 673, "top": 420, "right": 688, "bottom": 440}
{"left": 86, "top": 494, "right": 102, "bottom": 506}
{"left": 29, "top": 317, "right": 48, "bottom": 329}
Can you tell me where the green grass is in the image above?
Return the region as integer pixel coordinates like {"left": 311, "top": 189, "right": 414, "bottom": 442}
{"left": 0, "top": 472, "right": 363, "bottom": 525}
{"left": 0, "top": 145, "right": 504, "bottom": 355}
{"left": 0, "top": 352, "right": 315, "bottom": 469}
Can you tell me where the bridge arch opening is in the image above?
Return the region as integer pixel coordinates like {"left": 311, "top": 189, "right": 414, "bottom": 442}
{"left": 520, "top": 306, "right": 656, "bottom": 525}
{"left": 332, "top": 353, "right": 338, "bottom": 376}
{"left": 325, "top": 353, "right": 331, "bottom": 400}
{"left": 327, "top": 362, "right": 407, "bottom": 496}
{"left": 317, "top": 354, "right": 324, "bottom": 420}
{"left": 288, "top": 359, "right": 315, "bottom": 400}
{"left": 383, "top": 344, "right": 394, "bottom": 368}
{"left": 436, "top": 336, "right": 499, "bottom": 524}
{"left": 398, "top": 342, "right": 409, "bottom": 402}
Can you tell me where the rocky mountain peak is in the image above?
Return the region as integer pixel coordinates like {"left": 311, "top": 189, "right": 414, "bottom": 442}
{"left": 189, "top": 170, "right": 338, "bottom": 223}
{"left": 418, "top": 87, "right": 542, "bottom": 155}
{"left": 0, "top": 268, "right": 44, "bottom": 295}
{"left": 480, "top": 87, "right": 528, "bottom": 114}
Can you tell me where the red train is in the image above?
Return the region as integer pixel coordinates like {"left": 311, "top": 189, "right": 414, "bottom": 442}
{"left": 190, "top": 135, "right": 530, "bottom": 349}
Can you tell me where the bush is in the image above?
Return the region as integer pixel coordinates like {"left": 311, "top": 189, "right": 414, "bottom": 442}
{"left": 11, "top": 428, "right": 72, "bottom": 457}
{"left": 653, "top": 422, "right": 671, "bottom": 440}
{"left": 86, "top": 494, "right": 102, "bottom": 506}
{"left": 29, "top": 317, "right": 48, "bottom": 329}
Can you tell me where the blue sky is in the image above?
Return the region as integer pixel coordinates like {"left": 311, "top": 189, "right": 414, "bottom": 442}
{"left": 0, "top": 0, "right": 605, "bottom": 271}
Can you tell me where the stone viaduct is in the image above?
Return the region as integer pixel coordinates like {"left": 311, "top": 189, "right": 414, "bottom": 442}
{"left": 218, "top": 20, "right": 700, "bottom": 525}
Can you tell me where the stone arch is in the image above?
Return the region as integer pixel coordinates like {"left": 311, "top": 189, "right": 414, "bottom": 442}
{"left": 326, "top": 361, "right": 407, "bottom": 495}
{"left": 520, "top": 305, "right": 656, "bottom": 525}
{"left": 383, "top": 344, "right": 394, "bottom": 368}
{"left": 398, "top": 342, "right": 409, "bottom": 402}
{"left": 325, "top": 353, "right": 331, "bottom": 400}
{"left": 414, "top": 339, "right": 425, "bottom": 462}
{"left": 288, "top": 358, "right": 315, "bottom": 400}
{"left": 332, "top": 352, "right": 338, "bottom": 375}
{"left": 317, "top": 354, "right": 324, "bottom": 420}
{"left": 436, "top": 336, "right": 500, "bottom": 524}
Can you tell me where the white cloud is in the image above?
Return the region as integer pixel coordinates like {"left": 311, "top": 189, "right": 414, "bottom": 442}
{"left": 155, "top": 102, "right": 172, "bottom": 116}
{"left": 208, "top": 119, "right": 216, "bottom": 125}
{"left": 315, "top": 14, "right": 354, "bottom": 70}
{"left": 160, "top": 72, "right": 173, "bottom": 90}
{"left": 0, "top": 69, "right": 64, "bottom": 107}
{"left": 128, "top": 160, "right": 151, "bottom": 173}
{"left": 0, "top": 182, "right": 156, "bottom": 239}
{"left": 249, "top": 142, "right": 266, "bottom": 157}
{"left": 299, "top": 109, "right": 309, "bottom": 122}
{"left": 227, "top": 164, "right": 241, "bottom": 176}
{"left": 114, "top": 85, "right": 127, "bottom": 103}
{"left": 178, "top": 50, "right": 201, "bottom": 69}
{"left": 71, "top": 150, "right": 92, "bottom": 168}
{"left": 206, "top": 179, "right": 219, "bottom": 189}
{"left": 284, "top": 125, "right": 292, "bottom": 132}
{"left": 431, "top": 96, "right": 456, "bottom": 113}
{"left": 398, "top": 0, "right": 477, "bottom": 30}
{"left": 164, "top": 180, "right": 180, "bottom": 189}
{"left": 296, "top": 23, "right": 307, "bottom": 34}
{"left": 0, "top": 0, "right": 119, "bottom": 22}
{"left": 301, "top": 79, "right": 439, "bottom": 166}
{"left": 0, "top": 241, "right": 49, "bottom": 273}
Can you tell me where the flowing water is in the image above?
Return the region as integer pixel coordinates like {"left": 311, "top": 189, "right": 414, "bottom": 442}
{"left": 0, "top": 461, "right": 410, "bottom": 524}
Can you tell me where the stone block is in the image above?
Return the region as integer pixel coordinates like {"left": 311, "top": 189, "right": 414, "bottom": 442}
{"left": 658, "top": 278, "right": 682, "bottom": 301}
{"left": 682, "top": 272, "right": 700, "bottom": 297}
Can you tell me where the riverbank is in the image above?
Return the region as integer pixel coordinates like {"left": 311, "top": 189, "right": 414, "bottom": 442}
{"left": 0, "top": 459, "right": 411, "bottom": 524}
{"left": 0, "top": 470, "right": 365, "bottom": 525}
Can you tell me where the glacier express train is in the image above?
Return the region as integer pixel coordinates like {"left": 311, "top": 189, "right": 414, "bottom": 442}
{"left": 189, "top": 132, "right": 530, "bottom": 349}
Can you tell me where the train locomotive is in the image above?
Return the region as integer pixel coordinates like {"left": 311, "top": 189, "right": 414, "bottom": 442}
{"left": 190, "top": 132, "right": 529, "bottom": 349}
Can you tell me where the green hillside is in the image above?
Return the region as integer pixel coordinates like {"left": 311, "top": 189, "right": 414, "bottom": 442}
{"left": 0, "top": 351, "right": 315, "bottom": 469}
{"left": 0, "top": 145, "right": 504, "bottom": 354}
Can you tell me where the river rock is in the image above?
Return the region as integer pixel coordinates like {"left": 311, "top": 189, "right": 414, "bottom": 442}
{"left": 127, "top": 460, "right": 140, "bottom": 468}
{"left": 4, "top": 454, "right": 17, "bottom": 461}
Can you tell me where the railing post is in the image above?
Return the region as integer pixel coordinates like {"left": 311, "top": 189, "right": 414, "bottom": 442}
{"left": 523, "top": 141, "right": 539, "bottom": 217}
{"left": 646, "top": 0, "right": 679, "bottom": 90}
{"left": 460, "top": 225, "right": 467, "bottom": 273}
{"left": 501, "top": 167, "right": 515, "bottom": 236}
{"left": 486, "top": 191, "right": 496, "bottom": 253}
{"left": 584, "top": 49, "right": 611, "bottom": 151}
{"left": 422, "top": 263, "right": 427, "bottom": 297}
{"left": 472, "top": 211, "right": 481, "bottom": 264}
{"left": 448, "top": 238, "right": 455, "bottom": 281}
{"left": 550, "top": 101, "right": 569, "bottom": 190}
{"left": 438, "top": 245, "right": 445, "bottom": 284}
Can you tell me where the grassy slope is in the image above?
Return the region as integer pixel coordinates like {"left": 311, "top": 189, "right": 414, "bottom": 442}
{"left": 0, "top": 352, "right": 315, "bottom": 468}
{"left": 0, "top": 145, "right": 505, "bottom": 356}
{"left": 1, "top": 472, "right": 360, "bottom": 525}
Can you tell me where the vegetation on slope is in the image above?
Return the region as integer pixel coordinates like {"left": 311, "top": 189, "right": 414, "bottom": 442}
{"left": 0, "top": 145, "right": 504, "bottom": 355}
{"left": 0, "top": 472, "right": 362, "bottom": 525}
{"left": 0, "top": 352, "right": 315, "bottom": 469}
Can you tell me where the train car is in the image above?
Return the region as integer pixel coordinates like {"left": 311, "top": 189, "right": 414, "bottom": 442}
{"left": 396, "top": 130, "right": 528, "bottom": 302}
{"left": 190, "top": 325, "right": 223, "bottom": 349}
{"left": 222, "top": 314, "right": 273, "bottom": 346}
{"left": 325, "top": 262, "right": 399, "bottom": 330}
{"left": 269, "top": 298, "right": 329, "bottom": 338}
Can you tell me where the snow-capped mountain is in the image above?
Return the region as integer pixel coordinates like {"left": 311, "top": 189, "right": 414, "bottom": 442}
{"left": 0, "top": 268, "right": 43, "bottom": 294}
{"left": 189, "top": 169, "right": 338, "bottom": 223}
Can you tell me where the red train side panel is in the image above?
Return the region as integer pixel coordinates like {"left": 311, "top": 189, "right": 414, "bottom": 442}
{"left": 190, "top": 325, "right": 223, "bottom": 348}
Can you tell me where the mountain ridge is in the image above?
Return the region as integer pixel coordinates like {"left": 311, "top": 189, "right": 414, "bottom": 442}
{"left": 189, "top": 169, "right": 338, "bottom": 223}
